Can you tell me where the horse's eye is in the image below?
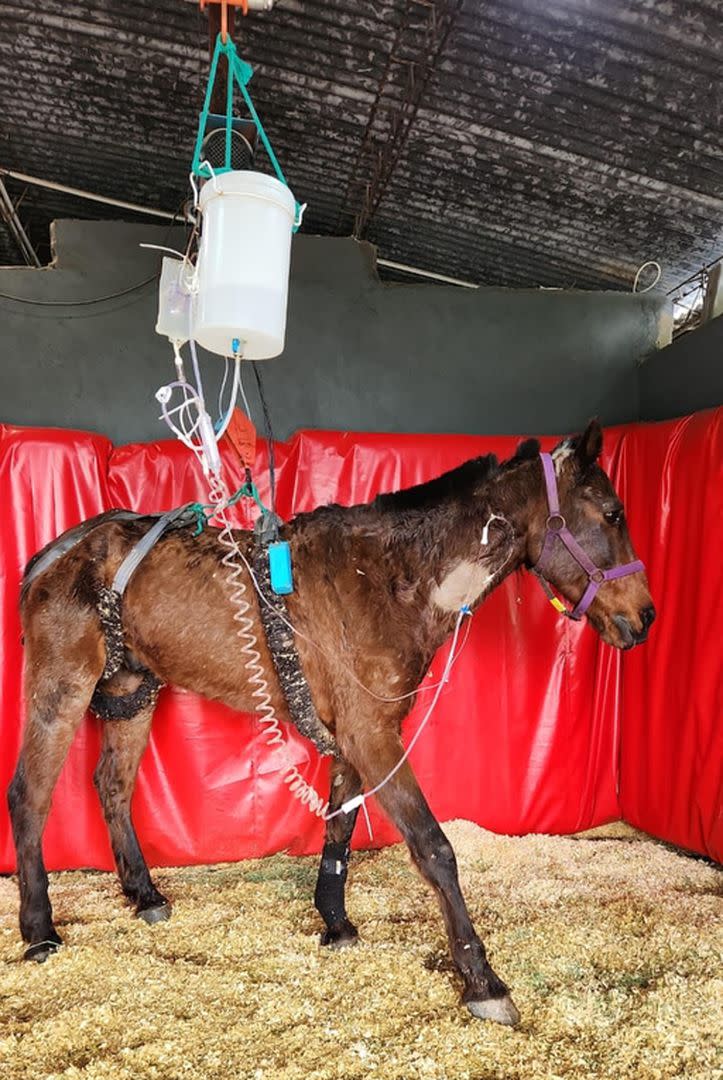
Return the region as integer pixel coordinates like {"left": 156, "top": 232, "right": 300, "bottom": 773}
{"left": 604, "top": 509, "right": 624, "bottom": 526}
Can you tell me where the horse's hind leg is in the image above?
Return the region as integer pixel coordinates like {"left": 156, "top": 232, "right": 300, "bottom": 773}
{"left": 93, "top": 701, "right": 170, "bottom": 923}
{"left": 8, "top": 621, "right": 104, "bottom": 961}
{"left": 314, "top": 756, "right": 361, "bottom": 948}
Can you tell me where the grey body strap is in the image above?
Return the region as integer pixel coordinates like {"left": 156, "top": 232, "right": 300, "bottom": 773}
{"left": 111, "top": 505, "right": 196, "bottom": 596}
{"left": 22, "top": 509, "right": 146, "bottom": 600}
{"left": 23, "top": 506, "right": 201, "bottom": 602}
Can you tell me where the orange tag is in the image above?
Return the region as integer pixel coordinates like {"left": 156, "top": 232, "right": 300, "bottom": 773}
{"left": 222, "top": 408, "right": 257, "bottom": 468}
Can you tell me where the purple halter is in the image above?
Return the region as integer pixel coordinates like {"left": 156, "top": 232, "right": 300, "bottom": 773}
{"left": 533, "top": 452, "right": 645, "bottom": 621}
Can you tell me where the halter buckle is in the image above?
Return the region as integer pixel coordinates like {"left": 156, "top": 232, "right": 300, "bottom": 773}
{"left": 591, "top": 569, "right": 605, "bottom": 584}
{"left": 546, "top": 513, "right": 565, "bottom": 532}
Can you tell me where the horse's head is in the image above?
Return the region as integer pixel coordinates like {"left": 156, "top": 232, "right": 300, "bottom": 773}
{"left": 527, "top": 420, "right": 655, "bottom": 650}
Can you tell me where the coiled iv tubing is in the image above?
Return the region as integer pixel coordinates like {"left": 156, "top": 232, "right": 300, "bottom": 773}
{"left": 207, "top": 474, "right": 330, "bottom": 818}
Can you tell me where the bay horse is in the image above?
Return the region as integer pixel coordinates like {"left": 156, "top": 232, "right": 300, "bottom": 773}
{"left": 8, "top": 420, "right": 654, "bottom": 1026}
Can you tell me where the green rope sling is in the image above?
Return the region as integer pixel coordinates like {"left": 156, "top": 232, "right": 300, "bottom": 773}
{"left": 191, "top": 33, "right": 304, "bottom": 231}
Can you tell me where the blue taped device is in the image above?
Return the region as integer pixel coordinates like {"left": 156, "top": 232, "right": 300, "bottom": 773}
{"left": 268, "top": 540, "right": 294, "bottom": 595}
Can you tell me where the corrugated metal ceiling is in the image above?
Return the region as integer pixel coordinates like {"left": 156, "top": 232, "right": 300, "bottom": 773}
{"left": 0, "top": 0, "right": 721, "bottom": 290}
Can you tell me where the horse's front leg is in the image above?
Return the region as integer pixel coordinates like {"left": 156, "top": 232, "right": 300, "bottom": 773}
{"left": 314, "top": 756, "right": 362, "bottom": 947}
{"left": 339, "top": 724, "right": 520, "bottom": 1026}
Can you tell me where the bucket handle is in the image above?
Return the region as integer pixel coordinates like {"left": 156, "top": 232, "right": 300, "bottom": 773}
{"left": 190, "top": 163, "right": 220, "bottom": 211}
{"left": 294, "top": 202, "right": 307, "bottom": 231}
{"left": 197, "top": 187, "right": 302, "bottom": 230}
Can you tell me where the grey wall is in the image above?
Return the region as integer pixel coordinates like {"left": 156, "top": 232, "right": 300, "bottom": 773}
{"left": 0, "top": 221, "right": 669, "bottom": 444}
{"left": 639, "top": 314, "right": 723, "bottom": 421}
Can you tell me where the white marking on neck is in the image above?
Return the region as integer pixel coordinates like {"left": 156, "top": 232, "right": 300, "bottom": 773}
{"left": 431, "top": 560, "right": 495, "bottom": 613}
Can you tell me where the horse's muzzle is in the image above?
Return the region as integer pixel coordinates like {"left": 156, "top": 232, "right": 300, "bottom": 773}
{"left": 613, "top": 605, "right": 656, "bottom": 649}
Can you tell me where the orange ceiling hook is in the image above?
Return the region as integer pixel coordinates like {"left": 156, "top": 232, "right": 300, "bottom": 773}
{"left": 200, "top": 0, "right": 249, "bottom": 43}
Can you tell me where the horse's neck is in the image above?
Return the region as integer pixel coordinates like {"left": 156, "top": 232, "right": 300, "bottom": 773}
{"left": 407, "top": 461, "right": 539, "bottom": 636}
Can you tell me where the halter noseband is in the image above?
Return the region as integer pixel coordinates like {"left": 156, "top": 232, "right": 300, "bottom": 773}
{"left": 533, "top": 452, "right": 645, "bottom": 621}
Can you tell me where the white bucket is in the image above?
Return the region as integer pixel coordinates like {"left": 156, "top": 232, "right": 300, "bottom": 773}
{"left": 193, "top": 171, "right": 296, "bottom": 359}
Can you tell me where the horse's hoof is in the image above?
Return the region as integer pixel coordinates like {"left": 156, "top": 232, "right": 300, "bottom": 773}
{"left": 137, "top": 903, "right": 172, "bottom": 925}
{"left": 24, "top": 938, "right": 61, "bottom": 963}
{"left": 466, "top": 994, "right": 521, "bottom": 1026}
{"left": 320, "top": 921, "right": 359, "bottom": 949}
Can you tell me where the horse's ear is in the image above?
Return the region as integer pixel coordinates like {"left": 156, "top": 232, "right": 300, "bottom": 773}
{"left": 514, "top": 437, "right": 540, "bottom": 461}
{"left": 574, "top": 419, "right": 603, "bottom": 470}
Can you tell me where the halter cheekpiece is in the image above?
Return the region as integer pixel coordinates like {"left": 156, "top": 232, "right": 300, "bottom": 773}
{"left": 533, "top": 452, "right": 644, "bottom": 620}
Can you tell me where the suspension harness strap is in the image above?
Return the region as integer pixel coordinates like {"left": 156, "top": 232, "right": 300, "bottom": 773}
{"left": 251, "top": 538, "right": 338, "bottom": 758}
{"left": 22, "top": 509, "right": 150, "bottom": 599}
{"left": 110, "top": 479, "right": 263, "bottom": 598}
{"left": 101, "top": 487, "right": 331, "bottom": 757}
{"left": 533, "top": 452, "right": 645, "bottom": 621}
{"left": 111, "top": 505, "right": 200, "bottom": 597}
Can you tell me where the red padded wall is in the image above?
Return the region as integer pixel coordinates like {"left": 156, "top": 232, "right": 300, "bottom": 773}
{"left": 0, "top": 413, "right": 719, "bottom": 870}
{"left": 0, "top": 427, "right": 113, "bottom": 872}
{"left": 617, "top": 410, "right": 722, "bottom": 862}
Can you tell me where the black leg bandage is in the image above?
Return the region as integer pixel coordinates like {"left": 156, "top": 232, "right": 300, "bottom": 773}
{"left": 314, "top": 841, "right": 351, "bottom": 928}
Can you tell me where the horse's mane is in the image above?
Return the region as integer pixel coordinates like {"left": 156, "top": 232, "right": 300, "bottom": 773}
{"left": 373, "top": 454, "right": 499, "bottom": 514}
{"left": 374, "top": 437, "right": 541, "bottom": 515}
{"left": 291, "top": 438, "right": 542, "bottom": 536}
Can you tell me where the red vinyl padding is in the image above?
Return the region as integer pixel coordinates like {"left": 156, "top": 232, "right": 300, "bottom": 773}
{"left": 617, "top": 410, "right": 722, "bottom": 862}
{"left": 0, "top": 411, "right": 719, "bottom": 870}
{"left": 0, "top": 427, "right": 114, "bottom": 872}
